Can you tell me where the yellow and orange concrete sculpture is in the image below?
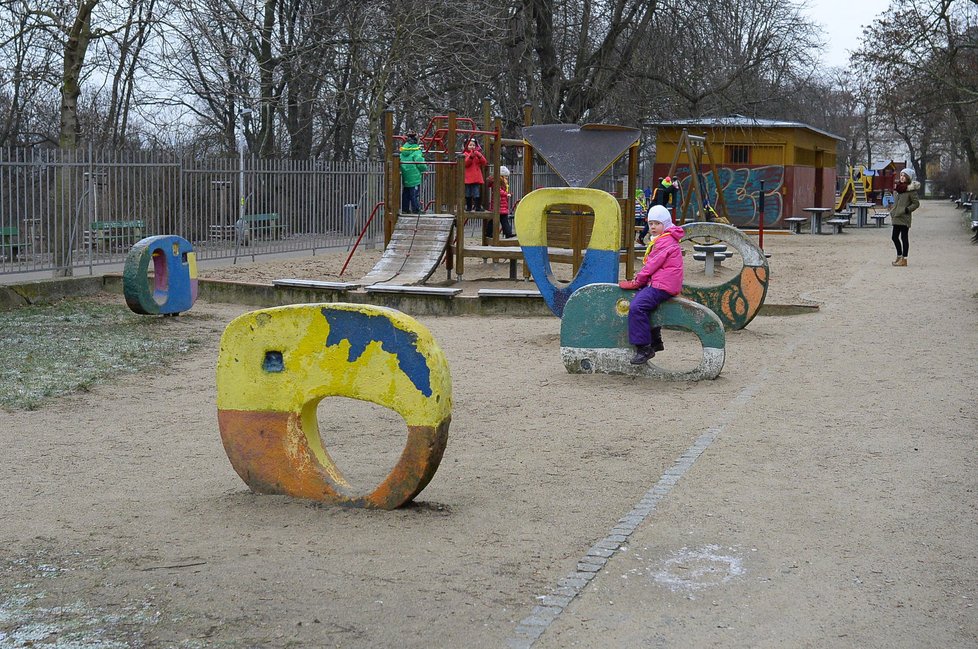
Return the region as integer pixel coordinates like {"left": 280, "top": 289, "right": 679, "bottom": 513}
{"left": 216, "top": 303, "right": 452, "bottom": 509}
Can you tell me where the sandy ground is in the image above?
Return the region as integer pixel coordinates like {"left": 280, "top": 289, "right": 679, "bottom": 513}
{"left": 1, "top": 204, "right": 976, "bottom": 648}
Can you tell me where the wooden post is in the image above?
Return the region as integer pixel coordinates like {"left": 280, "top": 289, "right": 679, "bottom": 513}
{"left": 448, "top": 110, "right": 465, "bottom": 278}
{"left": 626, "top": 142, "right": 638, "bottom": 278}
{"left": 383, "top": 109, "right": 396, "bottom": 246}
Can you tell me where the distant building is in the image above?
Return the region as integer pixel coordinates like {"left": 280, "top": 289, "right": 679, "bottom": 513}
{"left": 645, "top": 115, "right": 845, "bottom": 227}
{"left": 866, "top": 159, "right": 906, "bottom": 198}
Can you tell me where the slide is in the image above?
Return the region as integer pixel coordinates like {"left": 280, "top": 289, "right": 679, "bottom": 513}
{"left": 359, "top": 214, "right": 455, "bottom": 286}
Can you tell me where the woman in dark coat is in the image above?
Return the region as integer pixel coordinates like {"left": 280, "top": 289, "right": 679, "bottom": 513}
{"left": 889, "top": 168, "right": 920, "bottom": 267}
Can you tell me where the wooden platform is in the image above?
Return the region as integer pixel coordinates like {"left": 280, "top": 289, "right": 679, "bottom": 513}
{"left": 360, "top": 214, "right": 455, "bottom": 286}
{"left": 272, "top": 279, "right": 359, "bottom": 292}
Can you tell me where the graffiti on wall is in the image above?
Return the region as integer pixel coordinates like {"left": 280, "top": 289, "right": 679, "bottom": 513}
{"left": 674, "top": 165, "right": 785, "bottom": 227}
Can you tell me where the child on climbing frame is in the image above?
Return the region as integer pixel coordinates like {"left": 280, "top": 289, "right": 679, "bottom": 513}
{"left": 618, "top": 204, "right": 685, "bottom": 365}
{"left": 487, "top": 165, "right": 515, "bottom": 238}
{"left": 463, "top": 137, "right": 487, "bottom": 212}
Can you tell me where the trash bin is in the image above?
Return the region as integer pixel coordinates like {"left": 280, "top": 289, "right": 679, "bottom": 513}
{"left": 343, "top": 204, "right": 358, "bottom": 235}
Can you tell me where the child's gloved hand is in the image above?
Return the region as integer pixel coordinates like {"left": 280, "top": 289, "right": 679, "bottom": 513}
{"left": 618, "top": 280, "right": 638, "bottom": 290}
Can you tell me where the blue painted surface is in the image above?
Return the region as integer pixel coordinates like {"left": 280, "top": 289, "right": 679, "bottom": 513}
{"left": 522, "top": 247, "right": 619, "bottom": 317}
{"left": 123, "top": 235, "right": 197, "bottom": 315}
{"left": 321, "top": 309, "right": 432, "bottom": 397}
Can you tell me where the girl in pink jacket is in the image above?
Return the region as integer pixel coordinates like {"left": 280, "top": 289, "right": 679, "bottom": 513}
{"left": 618, "top": 205, "right": 685, "bottom": 364}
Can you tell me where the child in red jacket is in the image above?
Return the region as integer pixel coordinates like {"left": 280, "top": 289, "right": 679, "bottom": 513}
{"left": 463, "top": 138, "right": 487, "bottom": 211}
{"left": 618, "top": 205, "right": 686, "bottom": 364}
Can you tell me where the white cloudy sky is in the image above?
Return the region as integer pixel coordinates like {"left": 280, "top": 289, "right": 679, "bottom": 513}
{"left": 802, "top": 0, "right": 894, "bottom": 68}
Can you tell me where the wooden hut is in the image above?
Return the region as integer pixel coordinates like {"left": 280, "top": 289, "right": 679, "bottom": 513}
{"left": 645, "top": 116, "right": 844, "bottom": 228}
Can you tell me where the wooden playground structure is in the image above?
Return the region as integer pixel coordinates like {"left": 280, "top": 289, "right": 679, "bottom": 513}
{"left": 663, "top": 129, "right": 730, "bottom": 225}
{"left": 378, "top": 103, "right": 643, "bottom": 285}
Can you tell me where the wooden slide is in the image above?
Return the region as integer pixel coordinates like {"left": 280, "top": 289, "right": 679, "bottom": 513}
{"left": 359, "top": 214, "right": 455, "bottom": 286}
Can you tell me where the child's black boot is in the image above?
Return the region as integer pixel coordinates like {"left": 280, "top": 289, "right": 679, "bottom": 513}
{"left": 650, "top": 326, "right": 664, "bottom": 352}
{"left": 630, "top": 344, "right": 655, "bottom": 365}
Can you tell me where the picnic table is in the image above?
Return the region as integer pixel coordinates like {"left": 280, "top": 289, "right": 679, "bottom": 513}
{"left": 850, "top": 202, "right": 875, "bottom": 228}
{"left": 692, "top": 243, "right": 729, "bottom": 277}
{"left": 802, "top": 207, "right": 833, "bottom": 235}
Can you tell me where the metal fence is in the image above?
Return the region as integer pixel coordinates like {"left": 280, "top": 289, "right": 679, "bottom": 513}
{"left": 0, "top": 147, "right": 634, "bottom": 277}
{"left": 0, "top": 147, "right": 386, "bottom": 276}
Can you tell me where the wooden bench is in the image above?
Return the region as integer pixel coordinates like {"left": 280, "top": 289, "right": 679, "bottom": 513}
{"left": 825, "top": 218, "right": 849, "bottom": 234}
{"left": 85, "top": 220, "right": 145, "bottom": 250}
{"left": 243, "top": 213, "right": 284, "bottom": 240}
{"left": 785, "top": 216, "right": 808, "bottom": 234}
{"left": 365, "top": 284, "right": 462, "bottom": 297}
{"left": 272, "top": 279, "right": 359, "bottom": 292}
{"left": 834, "top": 210, "right": 854, "bottom": 225}
{"left": 0, "top": 226, "right": 20, "bottom": 261}
{"left": 209, "top": 224, "right": 238, "bottom": 241}
{"left": 477, "top": 289, "right": 542, "bottom": 298}
{"left": 871, "top": 212, "right": 888, "bottom": 227}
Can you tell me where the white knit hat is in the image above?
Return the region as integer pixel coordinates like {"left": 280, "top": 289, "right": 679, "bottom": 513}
{"left": 500, "top": 165, "right": 510, "bottom": 176}
{"left": 647, "top": 204, "right": 673, "bottom": 227}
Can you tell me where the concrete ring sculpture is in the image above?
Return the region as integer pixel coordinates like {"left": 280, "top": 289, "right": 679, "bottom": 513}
{"left": 560, "top": 283, "right": 725, "bottom": 381}
{"left": 515, "top": 187, "right": 621, "bottom": 317}
{"left": 123, "top": 235, "right": 198, "bottom": 315}
{"left": 216, "top": 303, "right": 452, "bottom": 509}
{"left": 680, "top": 221, "right": 769, "bottom": 330}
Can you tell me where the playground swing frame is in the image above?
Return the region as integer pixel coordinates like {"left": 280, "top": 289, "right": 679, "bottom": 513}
{"left": 665, "top": 129, "right": 730, "bottom": 226}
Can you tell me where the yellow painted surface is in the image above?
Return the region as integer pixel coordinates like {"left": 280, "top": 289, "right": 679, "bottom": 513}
{"left": 216, "top": 303, "right": 451, "bottom": 426}
{"left": 515, "top": 187, "right": 621, "bottom": 250}
{"left": 215, "top": 303, "right": 452, "bottom": 509}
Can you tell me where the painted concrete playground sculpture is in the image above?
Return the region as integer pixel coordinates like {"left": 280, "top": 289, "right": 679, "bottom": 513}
{"left": 123, "top": 235, "right": 198, "bottom": 315}
{"left": 681, "top": 222, "right": 769, "bottom": 331}
{"left": 517, "top": 187, "right": 621, "bottom": 317}
{"left": 216, "top": 303, "right": 452, "bottom": 509}
{"left": 560, "top": 284, "right": 725, "bottom": 381}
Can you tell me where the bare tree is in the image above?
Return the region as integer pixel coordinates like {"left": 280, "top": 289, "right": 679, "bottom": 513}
{"left": 855, "top": 0, "right": 978, "bottom": 184}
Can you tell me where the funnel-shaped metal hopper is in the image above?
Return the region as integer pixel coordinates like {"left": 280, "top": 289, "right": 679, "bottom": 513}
{"left": 522, "top": 124, "right": 640, "bottom": 188}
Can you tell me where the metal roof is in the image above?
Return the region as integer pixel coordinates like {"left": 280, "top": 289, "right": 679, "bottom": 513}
{"left": 643, "top": 114, "right": 845, "bottom": 142}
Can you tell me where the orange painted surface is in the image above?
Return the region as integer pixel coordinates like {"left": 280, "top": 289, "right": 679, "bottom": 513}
{"left": 219, "top": 409, "right": 450, "bottom": 509}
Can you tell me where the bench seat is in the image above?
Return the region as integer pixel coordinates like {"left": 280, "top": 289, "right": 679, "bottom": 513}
{"left": 477, "top": 289, "right": 542, "bottom": 298}
{"left": 365, "top": 284, "right": 462, "bottom": 297}
{"left": 243, "top": 213, "right": 284, "bottom": 240}
{"left": 0, "top": 226, "right": 20, "bottom": 261}
{"left": 272, "top": 279, "right": 359, "bottom": 292}
{"left": 825, "top": 218, "right": 849, "bottom": 234}
{"left": 85, "top": 220, "right": 145, "bottom": 250}
{"left": 784, "top": 216, "right": 808, "bottom": 234}
{"left": 692, "top": 251, "right": 734, "bottom": 262}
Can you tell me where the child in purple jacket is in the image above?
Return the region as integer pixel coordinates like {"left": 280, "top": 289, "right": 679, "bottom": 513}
{"left": 618, "top": 205, "right": 685, "bottom": 364}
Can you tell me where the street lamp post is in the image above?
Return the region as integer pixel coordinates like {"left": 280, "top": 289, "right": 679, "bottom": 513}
{"left": 235, "top": 108, "right": 253, "bottom": 264}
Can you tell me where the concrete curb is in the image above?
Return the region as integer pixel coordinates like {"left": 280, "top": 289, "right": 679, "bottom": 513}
{"left": 0, "top": 273, "right": 819, "bottom": 318}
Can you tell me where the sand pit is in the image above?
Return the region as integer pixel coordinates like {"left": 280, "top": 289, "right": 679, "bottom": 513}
{"left": 1, "top": 205, "right": 976, "bottom": 648}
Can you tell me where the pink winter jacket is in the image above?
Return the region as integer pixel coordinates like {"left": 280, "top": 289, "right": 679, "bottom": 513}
{"left": 620, "top": 225, "right": 685, "bottom": 295}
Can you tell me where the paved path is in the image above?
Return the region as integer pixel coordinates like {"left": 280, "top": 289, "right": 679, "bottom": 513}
{"left": 514, "top": 202, "right": 978, "bottom": 648}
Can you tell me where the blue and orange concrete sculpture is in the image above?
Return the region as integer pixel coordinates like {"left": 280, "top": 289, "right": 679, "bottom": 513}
{"left": 560, "top": 284, "right": 725, "bottom": 381}
{"left": 515, "top": 187, "right": 621, "bottom": 317}
{"left": 681, "top": 222, "right": 769, "bottom": 330}
{"left": 123, "top": 235, "right": 198, "bottom": 315}
{"left": 216, "top": 303, "right": 452, "bottom": 509}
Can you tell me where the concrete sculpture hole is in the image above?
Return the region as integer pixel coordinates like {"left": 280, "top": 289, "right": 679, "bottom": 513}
{"left": 544, "top": 202, "right": 596, "bottom": 286}
{"left": 314, "top": 396, "right": 407, "bottom": 492}
{"left": 644, "top": 328, "right": 704, "bottom": 373}
{"left": 680, "top": 238, "right": 743, "bottom": 288}
{"left": 148, "top": 249, "right": 170, "bottom": 305}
